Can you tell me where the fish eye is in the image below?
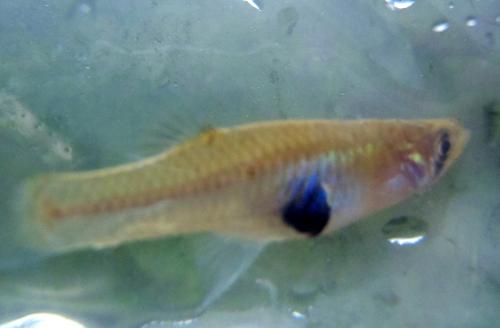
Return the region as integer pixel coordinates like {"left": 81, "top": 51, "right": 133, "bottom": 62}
{"left": 434, "top": 130, "right": 451, "bottom": 176}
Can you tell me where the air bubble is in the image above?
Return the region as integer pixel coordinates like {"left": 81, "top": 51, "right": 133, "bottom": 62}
{"left": 384, "top": 0, "right": 415, "bottom": 11}
{"left": 432, "top": 20, "right": 450, "bottom": 33}
{"left": 382, "top": 216, "right": 428, "bottom": 246}
{"left": 290, "top": 310, "right": 307, "bottom": 320}
{"left": 465, "top": 16, "right": 478, "bottom": 27}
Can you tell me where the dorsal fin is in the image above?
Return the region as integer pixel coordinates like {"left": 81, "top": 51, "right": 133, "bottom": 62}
{"left": 139, "top": 108, "right": 288, "bottom": 156}
{"left": 139, "top": 113, "right": 215, "bottom": 155}
{"left": 193, "top": 125, "right": 223, "bottom": 146}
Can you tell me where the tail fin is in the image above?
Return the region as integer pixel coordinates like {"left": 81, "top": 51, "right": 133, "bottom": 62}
{"left": 16, "top": 173, "right": 125, "bottom": 254}
{"left": 16, "top": 171, "right": 181, "bottom": 254}
{"left": 15, "top": 175, "right": 59, "bottom": 253}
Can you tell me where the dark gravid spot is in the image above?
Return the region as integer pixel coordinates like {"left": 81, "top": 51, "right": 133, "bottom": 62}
{"left": 281, "top": 171, "right": 331, "bottom": 236}
{"left": 434, "top": 131, "right": 451, "bottom": 175}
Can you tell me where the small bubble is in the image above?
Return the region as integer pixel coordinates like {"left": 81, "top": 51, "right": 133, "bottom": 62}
{"left": 78, "top": 3, "right": 92, "bottom": 15}
{"left": 291, "top": 310, "right": 307, "bottom": 320}
{"left": 495, "top": 16, "right": 500, "bottom": 24}
{"left": 448, "top": 2, "right": 455, "bottom": 9}
{"left": 432, "top": 20, "right": 450, "bottom": 33}
{"left": 465, "top": 16, "right": 478, "bottom": 27}
{"left": 384, "top": 0, "right": 415, "bottom": 11}
{"left": 382, "top": 216, "right": 428, "bottom": 247}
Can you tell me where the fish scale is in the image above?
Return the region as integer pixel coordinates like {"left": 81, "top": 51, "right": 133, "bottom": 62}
{"left": 19, "top": 119, "right": 468, "bottom": 252}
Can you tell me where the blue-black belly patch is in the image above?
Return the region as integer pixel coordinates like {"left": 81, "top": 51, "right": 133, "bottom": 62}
{"left": 281, "top": 171, "right": 331, "bottom": 236}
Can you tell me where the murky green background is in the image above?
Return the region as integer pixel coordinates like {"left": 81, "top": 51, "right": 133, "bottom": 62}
{"left": 0, "top": 0, "right": 499, "bottom": 327}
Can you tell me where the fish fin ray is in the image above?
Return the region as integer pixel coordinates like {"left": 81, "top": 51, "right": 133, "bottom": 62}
{"left": 139, "top": 111, "right": 210, "bottom": 155}
{"left": 192, "top": 234, "right": 266, "bottom": 314}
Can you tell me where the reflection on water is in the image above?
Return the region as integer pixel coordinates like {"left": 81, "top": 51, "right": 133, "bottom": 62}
{"left": 465, "top": 16, "right": 478, "bottom": 27}
{"left": 382, "top": 216, "right": 428, "bottom": 247}
{"left": 0, "top": 313, "right": 85, "bottom": 328}
{"left": 0, "top": 0, "right": 499, "bottom": 327}
{"left": 432, "top": 20, "right": 450, "bottom": 33}
{"left": 384, "top": 0, "right": 416, "bottom": 11}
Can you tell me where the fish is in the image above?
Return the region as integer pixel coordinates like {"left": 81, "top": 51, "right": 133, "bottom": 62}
{"left": 18, "top": 119, "right": 469, "bottom": 253}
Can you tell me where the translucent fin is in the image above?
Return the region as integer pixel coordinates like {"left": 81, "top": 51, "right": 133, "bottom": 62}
{"left": 192, "top": 234, "right": 266, "bottom": 313}
{"left": 139, "top": 111, "right": 212, "bottom": 155}
{"left": 125, "top": 234, "right": 266, "bottom": 319}
{"left": 139, "top": 103, "right": 287, "bottom": 155}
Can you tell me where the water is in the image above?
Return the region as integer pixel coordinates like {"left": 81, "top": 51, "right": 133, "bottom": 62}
{"left": 0, "top": 0, "right": 499, "bottom": 327}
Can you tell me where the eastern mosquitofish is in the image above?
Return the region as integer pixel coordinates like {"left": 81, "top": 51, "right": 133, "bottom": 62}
{"left": 19, "top": 119, "right": 469, "bottom": 252}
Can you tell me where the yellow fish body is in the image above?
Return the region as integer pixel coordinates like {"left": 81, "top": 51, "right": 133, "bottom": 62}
{"left": 20, "top": 119, "right": 469, "bottom": 252}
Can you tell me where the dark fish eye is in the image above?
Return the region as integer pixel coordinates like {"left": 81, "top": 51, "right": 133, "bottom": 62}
{"left": 281, "top": 171, "right": 331, "bottom": 236}
{"left": 434, "top": 130, "right": 451, "bottom": 175}
{"left": 440, "top": 134, "right": 451, "bottom": 155}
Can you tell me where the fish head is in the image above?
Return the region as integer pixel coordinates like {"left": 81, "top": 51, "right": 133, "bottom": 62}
{"left": 283, "top": 119, "right": 469, "bottom": 235}
{"left": 378, "top": 119, "right": 469, "bottom": 197}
